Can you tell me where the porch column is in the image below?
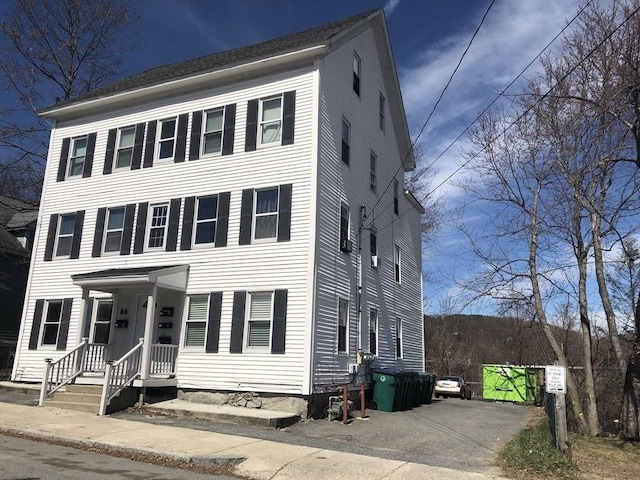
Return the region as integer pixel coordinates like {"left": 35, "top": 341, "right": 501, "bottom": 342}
{"left": 76, "top": 287, "right": 91, "bottom": 344}
{"left": 140, "top": 285, "right": 157, "bottom": 380}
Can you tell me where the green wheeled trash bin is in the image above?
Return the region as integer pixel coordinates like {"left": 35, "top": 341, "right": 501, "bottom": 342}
{"left": 419, "top": 372, "right": 436, "bottom": 404}
{"left": 372, "top": 369, "right": 400, "bottom": 412}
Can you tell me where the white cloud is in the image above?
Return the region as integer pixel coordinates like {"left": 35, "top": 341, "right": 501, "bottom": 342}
{"left": 384, "top": 0, "right": 401, "bottom": 16}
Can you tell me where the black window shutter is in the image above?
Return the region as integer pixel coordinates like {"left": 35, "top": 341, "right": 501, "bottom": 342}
{"left": 271, "top": 289, "right": 288, "bottom": 354}
{"left": 205, "top": 291, "right": 223, "bottom": 353}
{"left": 57, "top": 298, "right": 73, "bottom": 350}
{"left": 143, "top": 120, "right": 157, "bottom": 168}
{"left": 215, "top": 192, "right": 230, "bottom": 248}
{"left": 245, "top": 99, "right": 258, "bottom": 152}
{"left": 82, "top": 297, "right": 94, "bottom": 339}
{"left": 180, "top": 196, "right": 195, "bottom": 251}
{"left": 82, "top": 132, "right": 97, "bottom": 178}
{"left": 44, "top": 214, "right": 59, "bottom": 261}
{"left": 277, "top": 184, "right": 292, "bottom": 242}
{"left": 222, "top": 103, "right": 236, "bottom": 155}
{"left": 57, "top": 138, "right": 70, "bottom": 182}
{"left": 282, "top": 91, "right": 296, "bottom": 146}
{"left": 92, "top": 207, "right": 106, "bottom": 258}
{"left": 174, "top": 113, "right": 188, "bottom": 163}
{"left": 28, "top": 299, "right": 44, "bottom": 350}
{"left": 131, "top": 122, "right": 146, "bottom": 170}
{"left": 133, "top": 202, "right": 148, "bottom": 254}
{"left": 103, "top": 129, "right": 116, "bottom": 175}
{"left": 230, "top": 291, "right": 246, "bottom": 353}
{"left": 121, "top": 203, "right": 136, "bottom": 255}
{"left": 166, "top": 198, "right": 181, "bottom": 252}
{"left": 70, "top": 210, "right": 84, "bottom": 259}
{"left": 239, "top": 189, "right": 253, "bottom": 245}
{"left": 189, "top": 111, "right": 202, "bottom": 161}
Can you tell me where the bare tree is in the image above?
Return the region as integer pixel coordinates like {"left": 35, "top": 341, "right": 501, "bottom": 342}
{"left": 0, "top": 0, "right": 134, "bottom": 201}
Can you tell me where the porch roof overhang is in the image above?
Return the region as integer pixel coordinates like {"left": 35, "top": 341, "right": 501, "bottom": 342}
{"left": 71, "top": 265, "right": 189, "bottom": 293}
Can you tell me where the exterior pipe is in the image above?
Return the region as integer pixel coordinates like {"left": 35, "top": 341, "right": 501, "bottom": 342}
{"left": 360, "top": 381, "right": 366, "bottom": 418}
{"left": 343, "top": 384, "right": 348, "bottom": 424}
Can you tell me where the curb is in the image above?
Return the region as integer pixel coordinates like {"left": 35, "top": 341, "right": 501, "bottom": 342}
{"left": 0, "top": 425, "right": 246, "bottom": 467}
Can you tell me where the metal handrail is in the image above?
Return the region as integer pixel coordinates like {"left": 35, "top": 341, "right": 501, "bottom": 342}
{"left": 39, "top": 338, "right": 89, "bottom": 406}
{"left": 99, "top": 339, "right": 143, "bottom": 415}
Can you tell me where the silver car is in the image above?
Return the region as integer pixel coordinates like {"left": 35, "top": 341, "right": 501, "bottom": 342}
{"left": 434, "top": 375, "right": 472, "bottom": 400}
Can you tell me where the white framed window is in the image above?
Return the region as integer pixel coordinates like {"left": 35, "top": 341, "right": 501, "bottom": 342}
{"left": 103, "top": 207, "right": 125, "bottom": 253}
{"left": 93, "top": 300, "right": 113, "bottom": 344}
{"left": 353, "top": 52, "right": 361, "bottom": 96}
{"left": 394, "top": 244, "right": 401, "bottom": 283}
{"left": 55, "top": 213, "right": 76, "bottom": 257}
{"left": 370, "top": 228, "right": 377, "bottom": 266}
{"left": 246, "top": 291, "right": 273, "bottom": 348}
{"left": 201, "top": 107, "right": 225, "bottom": 156}
{"left": 41, "top": 300, "right": 63, "bottom": 346}
{"left": 115, "top": 126, "right": 136, "bottom": 169}
{"left": 369, "top": 307, "right": 378, "bottom": 355}
{"left": 370, "top": 151, "right": 377, "bottom": 192}
{"left": 393, "top": 179, "right": 399, "bottom": 215}
{"left": 341, "top": 118, "right": 350, "bottom": 165}
{"left": 253, "top": 187, "right": 279, "bottom": 240}
{"left": 340, "top": 203, "right": 350, "bottom": 252}
{"left": 67, "top": 135, "right": 88, "bottom": 178}
{"left": 194, "top": 195, "right": 218, "bottom": 245}
{"left": 146, "top": 203, "right": 169, "bottom": 249}
{"left": 259, "top": 95, "right": 282, "bottom": 146}
{"left": 185, "top": 295, "right": 208, "bottom": 347}
{"left": 395, "top": 317, "right": 403, "bottom": 359}
{"left": 379, "top": 93, "right": 385, "bottom": 132}
{"left": 157, "top": 117, "right": 177, "bottom": 160}
{"left": 338, "top": 297, "right": 348, "bottom": 353}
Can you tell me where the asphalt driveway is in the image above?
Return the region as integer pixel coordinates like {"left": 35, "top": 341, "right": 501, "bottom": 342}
{"left": 116, "top": 397, "right": 531, "bottom": 475}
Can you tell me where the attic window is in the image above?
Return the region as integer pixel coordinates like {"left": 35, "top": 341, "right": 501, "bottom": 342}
{"left": 353, "top": 52, "right": 361, "bottom": 96}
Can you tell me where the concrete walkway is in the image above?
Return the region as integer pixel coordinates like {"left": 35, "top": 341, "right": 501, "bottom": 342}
{"left": 0, "top": 384, "right": 510, "bottom": 479}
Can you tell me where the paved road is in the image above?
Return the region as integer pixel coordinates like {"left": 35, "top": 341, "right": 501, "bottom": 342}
{"left": 116, "top": 397, "right": 531, "bottom": 475}
{"left": 0, "top": 433, "right": 237, "bottom": 480}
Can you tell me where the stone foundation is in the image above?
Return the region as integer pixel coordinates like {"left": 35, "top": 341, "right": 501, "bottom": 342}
{"left": 177, "top": 390, "right": 309, "bottom": 417}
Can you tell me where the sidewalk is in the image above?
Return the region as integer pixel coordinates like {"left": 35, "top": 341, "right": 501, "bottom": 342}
{"left": 0, "top": 386, "right": 510, "bottom": 479}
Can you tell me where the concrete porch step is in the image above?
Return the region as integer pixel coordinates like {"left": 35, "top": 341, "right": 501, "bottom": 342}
{"left": 44, "top": 400, "right": 100, "bottom": 414}
{"left": 49, "top": 391, "right": 101, "bottom": 404}
{"left": 65, "top": 384, "right": 103, "bottom": 394}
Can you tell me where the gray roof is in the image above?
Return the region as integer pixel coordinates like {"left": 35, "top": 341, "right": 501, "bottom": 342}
{"left": 71, "top": 265, "right": 185, "bottom": 280}
{"left": 46, "top": 9, "right": 379, "bottom": 112}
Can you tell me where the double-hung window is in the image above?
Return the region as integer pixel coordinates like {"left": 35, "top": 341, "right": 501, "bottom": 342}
{"left": 194, "top": 195, "right": 218, "bottom": 245}
{"left": 393, "top": 179, "right": 399, "bottom": 215}
{"left": 41, "top": 300, "right": 63, "bottom": 346}
{"left": 370, "top": 151, "right": 377, "bottom": 192}
{"left": 115, "top": 126, "right": 136, "bottom": 169}
{"left": 93, "top": 300, "right": 113, "bottom": 344}
{"left": 369, "top": 308, "right": 378, "bottom": 355}
{"left": 394, "top": 244, "right": 401, "bottom": 283}
{"left": 55, "top": 213, "right": 76, "bottom": 257}
{"left": 353, "top": 52, "right": 361, "bottom": 96}
{"left": 185, "top": 295, "right": 208, "bottom": 347}
{"left": 201, "top": 108, "right": 224, "bottom": 156}
{"left": 370, "top": 228, "right": 378, "bottom": 267}
{"left": 246, "top": 292, "right": 273, "bottom": 348}
{"left": 104, "top": 207, "right": 125, "bottom": 253}
{"left": 395, "top": 317, "right": 403, "bottom": 359}
{"left": 340, "top": 204, "right": 350, "bottom": 252}
{"left": 147, "top": 203, "right": 169, "bottom": 249}
{"left": 341, "top": 118, "right": 350, "bottom": 165}
{"left": 338, "top": 298, "right": 348, "bottom": 353}
{"left": 254, "top": 187, "right": 279, "bottom": 240}
{"left": 379, "top": 93, "right": 385, "bottom": 132}
{"left": 67, "top": 136, "right": 88, "bottom": 178}
{"left": 157, "top": 117, "right": 177, "bottom": 160}
{"left": 259, "top": 95, "right": 282, "bottom": 146}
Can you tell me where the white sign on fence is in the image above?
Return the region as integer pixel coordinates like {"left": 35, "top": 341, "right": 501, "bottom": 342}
{"left": 545, "top": 365, "right": 566, "bottom": 395}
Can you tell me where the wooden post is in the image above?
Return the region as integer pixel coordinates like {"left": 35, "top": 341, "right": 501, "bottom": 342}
{"left": 554, "top": 393, "right": 568, "bottom": 453}
{"left": 360, "top": 382, "right": 366, "bottom": 418}
{"left": 342, "top": 384, "right": 348, "bottom": 424}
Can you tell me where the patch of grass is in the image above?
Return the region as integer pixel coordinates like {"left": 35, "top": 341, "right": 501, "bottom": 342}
{"left": 502, "top": 420, "right": 578, "bottom": 479}
{"left": 570, "top": 434, "right": 640, "bottom": 480}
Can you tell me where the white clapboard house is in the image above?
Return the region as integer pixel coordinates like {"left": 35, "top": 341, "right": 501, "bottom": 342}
{"left": 11, "top": 9, "right": 424, "bottom": 416}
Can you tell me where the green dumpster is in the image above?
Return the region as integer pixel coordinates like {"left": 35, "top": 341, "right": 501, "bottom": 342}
{"left": 420, "top": 372, "right": 435, "bottom": 404}
{"left": 372, "top": 369, "right": 401, "bottom": 412}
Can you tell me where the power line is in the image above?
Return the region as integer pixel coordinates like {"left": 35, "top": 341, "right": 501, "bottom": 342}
{"left": 363, "top": 0, "right": 496, "bottom": 225}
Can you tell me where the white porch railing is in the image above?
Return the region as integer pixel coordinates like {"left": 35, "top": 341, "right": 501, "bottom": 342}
{"left": 82, "top": 343, "right": 112, "bottom": 372}
{"left": 99, "top": 339, "right": 143, "bottom": 416}
{"left": 39, "top": 338, "right": 89, "bottom": 406}
{"left": 150, "top": 344, "right": 178, "bottom": 376}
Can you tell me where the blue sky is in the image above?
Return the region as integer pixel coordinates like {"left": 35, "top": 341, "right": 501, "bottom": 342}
{"left": 124, "top": 0, "right": 586, "bottom": 315}
{"left": 2, "top": 0, "right": 588, "bottom": 314}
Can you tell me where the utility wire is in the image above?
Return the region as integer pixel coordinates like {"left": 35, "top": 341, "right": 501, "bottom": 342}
{"left": 363, "top": 0, "right": 495, "bottom": 225}
{"left": 371, "top": 3, "right": 640, "bottom": 237}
